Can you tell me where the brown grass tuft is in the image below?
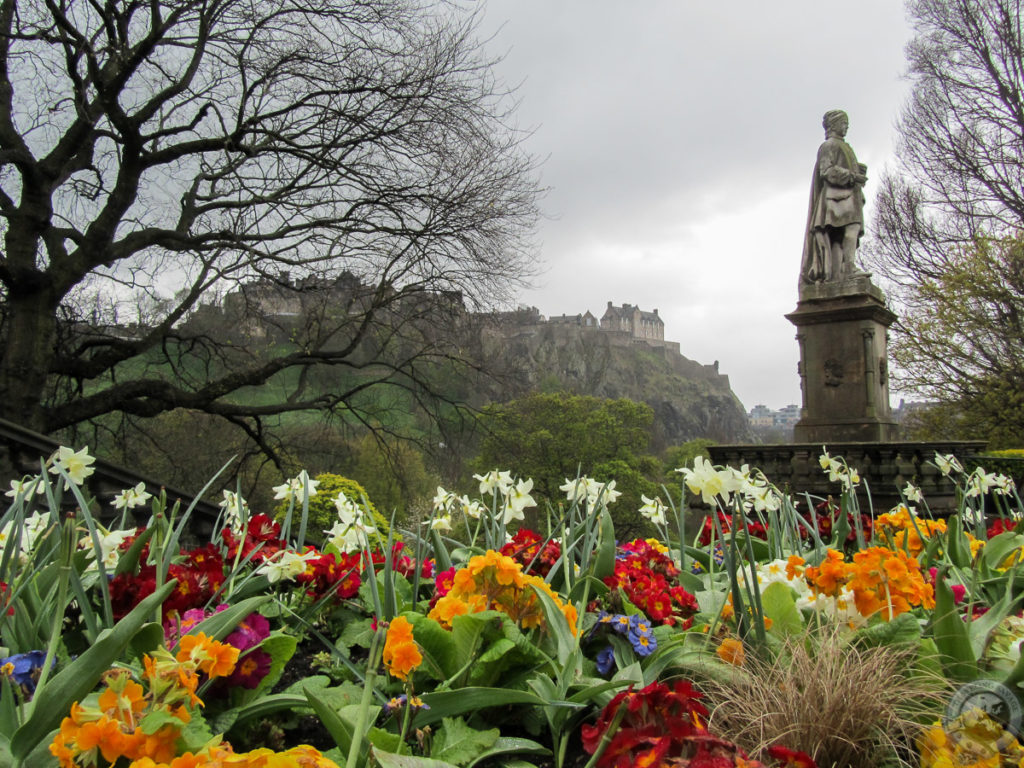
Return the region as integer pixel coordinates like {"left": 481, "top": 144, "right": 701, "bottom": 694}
{"left": 702, "top": 627, "right": 951, "bottom": 768}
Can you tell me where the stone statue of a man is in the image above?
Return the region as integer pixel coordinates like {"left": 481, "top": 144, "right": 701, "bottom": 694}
{"left": 800, "top": 110, "right": 868, "bottom": 284}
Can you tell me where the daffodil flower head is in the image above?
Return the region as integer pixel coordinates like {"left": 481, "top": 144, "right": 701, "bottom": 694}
{"left": 49, "top": 446, "right": 96, "bottom": 488}
{"left": 272, "top": 470, "right": 319, "bottom": 502}
{"left": 639, "top": 495, "right": 667, "bottom": 525}
{"left": 113, "top": 482, "right": 152, "bottom": 511}
{"left": 934, "top": 452, "right": 964, "bottom": 476}
{"left": 473, "top": 469, "right": 513, "bottom": 497}
{"left": 5, "top": 476, "right": 45, "bottom": 499}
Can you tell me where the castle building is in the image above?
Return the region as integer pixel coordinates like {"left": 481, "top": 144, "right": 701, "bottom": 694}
{"left": 600, "top": 302, "right": 664, "bottom": 341}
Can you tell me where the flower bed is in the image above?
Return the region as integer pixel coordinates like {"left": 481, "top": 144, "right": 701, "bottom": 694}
{"left": 1, "top": 447, "right": 1023, "bottom": 767}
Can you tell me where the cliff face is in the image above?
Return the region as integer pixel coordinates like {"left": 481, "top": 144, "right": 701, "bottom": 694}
{"left": 482, "top": 323, "right": 753, "bottom": 447}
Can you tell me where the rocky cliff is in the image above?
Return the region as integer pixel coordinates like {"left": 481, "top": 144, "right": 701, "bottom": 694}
{"left": 480, "top": 322, "right": 752, "bottom": 447}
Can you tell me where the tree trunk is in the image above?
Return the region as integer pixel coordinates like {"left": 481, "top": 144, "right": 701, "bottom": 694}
{"left": 0, "top": 285, "right": 57, "bottom": 432}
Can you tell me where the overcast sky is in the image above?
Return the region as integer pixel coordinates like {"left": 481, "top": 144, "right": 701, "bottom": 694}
{"left": 476, "top": 1, "right": 915, "bottom": 411}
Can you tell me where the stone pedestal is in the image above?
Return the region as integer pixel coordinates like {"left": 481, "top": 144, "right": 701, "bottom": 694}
{"left": 786, "top": 276, "right": 899, "bottom": 442}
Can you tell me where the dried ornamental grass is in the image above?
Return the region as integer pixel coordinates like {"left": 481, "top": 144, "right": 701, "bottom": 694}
{"left": 703, "top": 628, "right": 950, "bottom": 768}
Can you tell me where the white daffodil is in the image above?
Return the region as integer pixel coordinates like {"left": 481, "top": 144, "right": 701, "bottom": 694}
{"left": 966, "top": 468, "right": 999, "bottom": 498}
{"left": 272, "top": 470, "right": 319, "bottom": 502}
{"left": 113, "top": 482, "right": 152, "bottom": 511}
{"left": 83, "top": 526, "right": 137, "bottom": 571}
{"left": 961, "top": 506, "right": 984, "bottom": 526}
{"left": 993, "top": 474, "right": 1017, "bottom": 496}
{"left": 818, "top": 449, "right": 833, "bottom": 471}
{"left": 903, "top": 482, "right": 923, "bottom": 503}
{"left": 560, "top": 478, "right": 589, "bottom": 504}
{"left": 502, "top": 478, "right": 536, "bottom": 525}
{"left": 594, "top": 479, "right": 621, "bottom": 506}
{"left": 639, "top": 495, "right": 667, "bottom": 526}
{"left": 5, "top": 476, "right": 45, "bottom": 499}
{"left": 473, "top": 469, "right": 513, "bottom": 497}
{"left": 257, "top": 549, "right": 318, "bottom": 584}
{"left": 220, "top": 490, "right": 249, "bottom": 531}
{"left": 677, "top": 456, "right": 740, "bottom": 506}
{"left": 934, "top": 453, "right": 963, "bottom": 476}
{"left": 459, "top": 495, "right": 483, "bottom": 519}
{"left": 430, "top": 513, "right": 453, "bottom": 532}
{"left": 432, "top": 486, "right": 457, "bottom": 513}
{"left": 49, "top": 446, "right": 96, "bottom": 488}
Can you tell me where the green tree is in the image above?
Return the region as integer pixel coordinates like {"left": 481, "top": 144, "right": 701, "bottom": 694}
{"left": 888, "top": 235, "right": 1024, "bottom": 447}
{"left": 867, "top": 0, "right": 1024, "bottom": 440}
{"left": 0, "top": 0, "right": 540, "bottom": 451}
{"left": 475, "top": 393, "right": 659, "bottom": 529}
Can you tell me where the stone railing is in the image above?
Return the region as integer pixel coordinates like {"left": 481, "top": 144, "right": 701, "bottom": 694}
{"left": 708, "top": 441, "right": 988, "bottom": 515}
{"left": 0, "top": 417, "right": 220, "bottom": 542}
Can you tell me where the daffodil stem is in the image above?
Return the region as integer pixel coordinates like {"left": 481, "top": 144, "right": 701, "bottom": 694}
{"left": 27, "top": 517, "right": 74, "bottom": 718}
{"left": 581, "top": 698, "right": 628, "bottom": 768}
{"left": 346, "top": 626, "right": 383, "bottom": 768}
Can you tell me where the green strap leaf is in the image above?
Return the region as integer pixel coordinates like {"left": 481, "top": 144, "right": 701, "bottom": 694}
{"left": 12, "top": 579, "right": 178, "bottom": 762}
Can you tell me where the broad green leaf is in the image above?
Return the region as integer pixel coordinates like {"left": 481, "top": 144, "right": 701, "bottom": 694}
{"left": 186, "top": 596, "right": 270, "bottom": 645}
{"left": 968, "top": 580, "right": 1019, "bottom": 659}
{"left": 431, "top": 716, "right": 499, "bottom": 766}
{"left": 245, "top": 632, "right": 298, "bottom": 700}
{"left": 468, "top": 637, "right": 517, "bottom": 687}
{"left": 853, "top": 612, "right": 921, "bottom": 649}
{"left": 339, "top": 616, "right": 376, "bottom": 651}
{"left": 529, "top": 585, "right": 577, "bottom": 667}
{"left": 759, "top": 582, "right": 804, "bottom": 638}
{"left": 945, "top": 517, "right": 971, "bottom": 568}
{"left": 367, "top": 727, "right": 404, "bottom": 754}
{"left": 407, "top": 614, "right": 459, "bottom": 680}
{"left": 128, "top": 622, "right": 165, "bottom": 660}
{"left": 591, "top": 507, "right": 616, "bottom": 580}
{"left": 466, "top": 737, "right": 550, "bottom": 768}
{"left": 11, "top": 580, "right": 178, "bottom": 763}
{"left": 983, "top": 532, "right": 1024, "bottom": 571}
{"left": 930, "top": 570, "right": 978, "bottom": 683}
{"left": 373, "top": 750, "right": 460, "bottom": 768}
{"left": 415, "top": 687, "right": 575, "bottom": 728}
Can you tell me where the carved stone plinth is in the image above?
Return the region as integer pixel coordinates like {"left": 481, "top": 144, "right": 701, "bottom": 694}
{"left": 786, "top": 276, "right": 899, "bottom": 442}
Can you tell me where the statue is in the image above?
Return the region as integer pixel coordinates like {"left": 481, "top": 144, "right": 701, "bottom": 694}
{"left": 800, "top": 109, "right": 868, "bottom": 284}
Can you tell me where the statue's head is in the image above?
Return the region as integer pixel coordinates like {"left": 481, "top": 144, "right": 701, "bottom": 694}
{"left": 823, "top": 109, "right": 849, "bottom": 137}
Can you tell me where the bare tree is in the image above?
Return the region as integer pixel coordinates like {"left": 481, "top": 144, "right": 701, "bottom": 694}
{"left": 0, "top": 0, "right": 540, "bottom": 444}
{"left": 866, "top": 0, "right": 1024, "bottom": 439}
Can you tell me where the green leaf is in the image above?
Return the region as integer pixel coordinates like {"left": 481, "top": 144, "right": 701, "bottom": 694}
{"left": 466, "top": 737, "right": 551, "bottom": 768}
{"left": 373, "top": 751, "right": 460, "bottom": 768}
{"left": 529, "top": 584, "right": 576, "bottom": 666}
{"left": 945, "top": 517, "right": 972, "bottom": 568}
{"left": 415, "top": 688, "right": 575, "bottom": 728}
{"left": 930, "top": 569, "right": 978, "bottom": 683}
{"left": 113, "top": 527, "right": 156, "bottom": 576}
{"left": 591, "top": 507, "right": 616, "bottom": 581}
{"left": 185, "top": 596, "right": 269, "bottom": 645}
{"left": 853, "top": 612, "right": 921, "bottom": 649}
{"left": 245, "top": 632, "right": 298, "bottom": 699}
{"left": 11, "top": 579, "right": 178, "bottom": 764}
{"left": 304, "top": 686, "right": 377, "bottom": 761}
{"left": 967, "top": 579, "right": 1019, "bottom": 659}
{"left": 339, "top": 616, "right": 376, "bottom": 651}
{"left": 367, "top": 727, "right": 404, "bottom": 754}
{"left": 178, "top": 709, "right": 216, "bottom": 753}
{"left": 431, "top": 717, "right": 499, "bottom": 766}
{"left": 984, "top": 532, "right": 1024, "bottom": 571}
{"left": 129, "top": 622, "right": 165, "bottom": 660}
{"left": 407, "top": 614, "right": 459, "bottom": 680}
{"left": 759, "top": 582, "right": 804, "bottom": 638}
